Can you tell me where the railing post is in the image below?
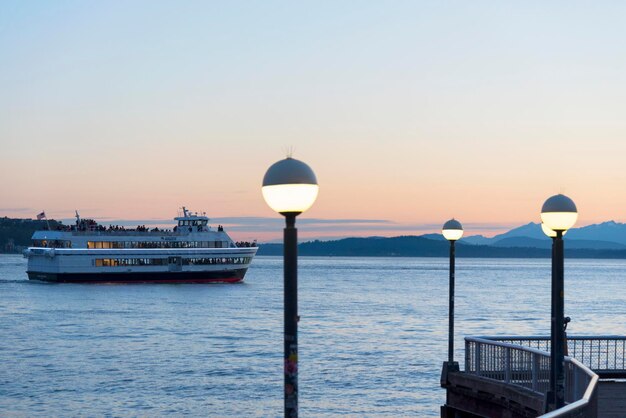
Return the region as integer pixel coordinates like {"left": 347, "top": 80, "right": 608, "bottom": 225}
{"left": 505, "top": 348, "right": 511, "bottom": 383}
{"left": 589, "top": 339, "right": 594, "bottom": 371}
{"left": 573, "top": 365, "right": 580, "bottom": 401}
{"left": 532, "top": 353, "right": 539, "bottom": 391}
{"left": 475, "top": 343, "right": 481, "bottom": 375}
{"left": 613, "top": 341, "right": 617, "bottom": 370}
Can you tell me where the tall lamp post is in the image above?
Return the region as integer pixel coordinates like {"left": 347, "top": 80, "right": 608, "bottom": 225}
{"left": 442, "top": 219, "right": 463, "bottom": 373}
{"left": 262, "top": 157, "right": 319, "bottom": 418}
{"left": 541, "top": 194, "right": 577, "bottom": 411}
{"left": 541, "top": 221, "right": 570, "bottom": 409}
{"left": 541, "top": 222, "right": 558, "bottom": 410}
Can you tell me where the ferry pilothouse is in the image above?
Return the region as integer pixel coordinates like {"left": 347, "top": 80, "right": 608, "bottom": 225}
{"left": 24, "top": 208, "right": 258, "bottom": 283}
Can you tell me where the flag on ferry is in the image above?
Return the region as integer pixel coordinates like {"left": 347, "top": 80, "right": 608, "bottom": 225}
{"left": 36, "top": 211, "right": 46, "bottom": 220}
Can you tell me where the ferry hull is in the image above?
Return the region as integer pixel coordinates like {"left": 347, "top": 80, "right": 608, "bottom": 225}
{"left": 27, "top": 268, "right": 248, "bottom": 284}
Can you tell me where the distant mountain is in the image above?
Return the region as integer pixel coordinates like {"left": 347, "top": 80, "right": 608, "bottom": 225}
{"left": 421, "top": 233, "right": 446, "bottom": 241}
{"left": 464, "top": 222, "right": 551, "bottom": 245}
{"left": 566, "top": 221, "right": 626, "bottom": 245}
{"left": 490, "top": 236, "right": 626, "bottom": 250}
{"left": 462, "top": 221, "right": 626, "bottom": 250}
{"left": 494, "top": 222, "right": 547, "bottom": 240}
{"left": 462, "top": 235, "right": 491, "bottom": 246}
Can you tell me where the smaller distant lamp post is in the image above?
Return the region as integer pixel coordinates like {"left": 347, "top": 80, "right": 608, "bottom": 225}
{"left": 542, "top": 222, "right": 558, "bottom": 409}
{"left": 262, "top": 157, "right": 319, "bottom": 418}
{"left": 442, "top": 219, "right": 463, "bottom": 371}
{"left": 541, "top": 194, "right": 577, "bottom": 411}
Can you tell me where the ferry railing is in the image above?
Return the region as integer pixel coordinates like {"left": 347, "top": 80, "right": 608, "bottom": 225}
{"left": 71, "top": 230, "right": 180, "bottom": 236}
{"left": 485, "top": 336, "right": 626, "bottom": 376}
{"left": 465, "top": 336, "right": 598, "bottom": 418}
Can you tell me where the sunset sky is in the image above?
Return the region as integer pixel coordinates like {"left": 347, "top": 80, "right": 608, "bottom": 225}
{"left": 2, "top": 2, "right": 625, "bottom": 241}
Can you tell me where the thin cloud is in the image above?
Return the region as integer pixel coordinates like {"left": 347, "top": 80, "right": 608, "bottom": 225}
{"left": 213, "top": 217, "right": 393, "bottom": 225}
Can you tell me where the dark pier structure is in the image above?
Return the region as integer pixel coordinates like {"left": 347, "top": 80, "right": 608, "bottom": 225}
{"left": 441, "top": 335, "right": 626, "bottom": 418}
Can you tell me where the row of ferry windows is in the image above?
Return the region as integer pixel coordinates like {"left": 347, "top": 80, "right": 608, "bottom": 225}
{"left": 33, "top": 240, "right": 72, "bottom": 248}
{"left": 178, "top": 220, "right": 208, "bottom": 226}
{"left": 183, "top": 257, "right": 252, "bottom": 265}
{"left": 94, "top": 257, "right": 252, "bottom": 267}
{"left": 87, "top": 241, "right": 230, "bottom": 249}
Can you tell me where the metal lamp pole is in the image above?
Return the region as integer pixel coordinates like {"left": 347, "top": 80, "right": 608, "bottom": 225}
{"left": 547, "top": 235, "right": 556, "bottom": 411}
{"left": 448, "top": 239, "right": 456, "bottom": 364}
{"left": 553, "top": 230, "right": 566, "bottom": 408}
{"left": 283, "top": 212, "right": 299, "bottom": 417}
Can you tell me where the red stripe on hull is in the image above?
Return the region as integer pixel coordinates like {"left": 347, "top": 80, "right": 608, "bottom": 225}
{"left": 65, "top": 277, "right": 244, "bottom": 284}
{"left": 27, "top": 269, "right": 248, "bottom": 284}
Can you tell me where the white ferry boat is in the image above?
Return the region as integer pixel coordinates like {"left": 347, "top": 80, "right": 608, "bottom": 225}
{"left": 23, "top": 208, "right": 258, "bottom": 283}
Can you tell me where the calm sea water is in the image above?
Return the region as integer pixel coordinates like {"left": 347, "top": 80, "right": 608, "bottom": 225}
{"left": 1, "top": 254, "right": 625, "bottom": 417}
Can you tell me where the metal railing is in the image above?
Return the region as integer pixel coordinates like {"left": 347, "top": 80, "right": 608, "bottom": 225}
{"left": 71, "top": 229, "right": 180, "bottom": 236}
{"left": 465, "top": 336, "right": 599, "bottom": 418}
{"left": 487, "top": 336, "right": 626, "bottom": 376}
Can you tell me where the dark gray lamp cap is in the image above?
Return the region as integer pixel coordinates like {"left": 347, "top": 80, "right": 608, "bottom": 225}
{"left": 541, "top": 194, "right": 577, "bottom": 213}
{"left": 262, "top": 157, "right": 318, "bottom": 186}
{"left": 443, "top": 219, "right": 463, "bottom": 230}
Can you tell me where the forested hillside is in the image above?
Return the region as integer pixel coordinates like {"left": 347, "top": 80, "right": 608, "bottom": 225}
{"left": 0, "top": 218, "right": 62, "bottom": 252}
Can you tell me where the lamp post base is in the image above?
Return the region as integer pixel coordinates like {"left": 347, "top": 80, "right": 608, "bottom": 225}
{"left": 545, "top": 390, "right": 555, "bottom": 412}
{"left": 440, "top": 361, "right": 460, "bottom": 386}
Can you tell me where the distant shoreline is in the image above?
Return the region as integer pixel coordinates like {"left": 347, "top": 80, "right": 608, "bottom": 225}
{"left": 256, "top": 237, "right": 626, "bottom": 259}
{"left": 254, "top": 253, "right": 626, "bottom": 259}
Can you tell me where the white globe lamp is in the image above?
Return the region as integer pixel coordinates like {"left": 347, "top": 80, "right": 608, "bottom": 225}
{"left": 262, "top": 157, "right": 318, "bottom": 215}
{"left": 541, "top": 194, "right": 578, "bottom": 233}
{"left": 442, "top": 219, "right": 464, "bottom": 241}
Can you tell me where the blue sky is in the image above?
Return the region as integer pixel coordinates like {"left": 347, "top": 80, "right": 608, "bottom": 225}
{"left": 2, "top": 1, "right": 626, "bottom": 240}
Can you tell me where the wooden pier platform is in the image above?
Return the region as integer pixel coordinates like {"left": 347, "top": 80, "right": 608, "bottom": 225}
{"left": 597, "top": 379, "right": 626, "bottom": 418}
{"left": 441, "top": 336, "right": 626, "bottom": 418}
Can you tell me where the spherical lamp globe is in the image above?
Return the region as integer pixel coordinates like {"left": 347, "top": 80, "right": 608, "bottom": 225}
{"left": 262, "top": 157, "right": 319, "bottom": 215}
{"left": 541, "top": 194, "right": 578, "bottom": 233}
{"left": 442, "top": 219, "right": 464, "bottom": 241}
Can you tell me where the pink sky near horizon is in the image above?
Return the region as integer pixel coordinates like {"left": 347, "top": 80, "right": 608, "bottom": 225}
{"left": 1, "top": 2, "right": 625, "bottom": 242}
